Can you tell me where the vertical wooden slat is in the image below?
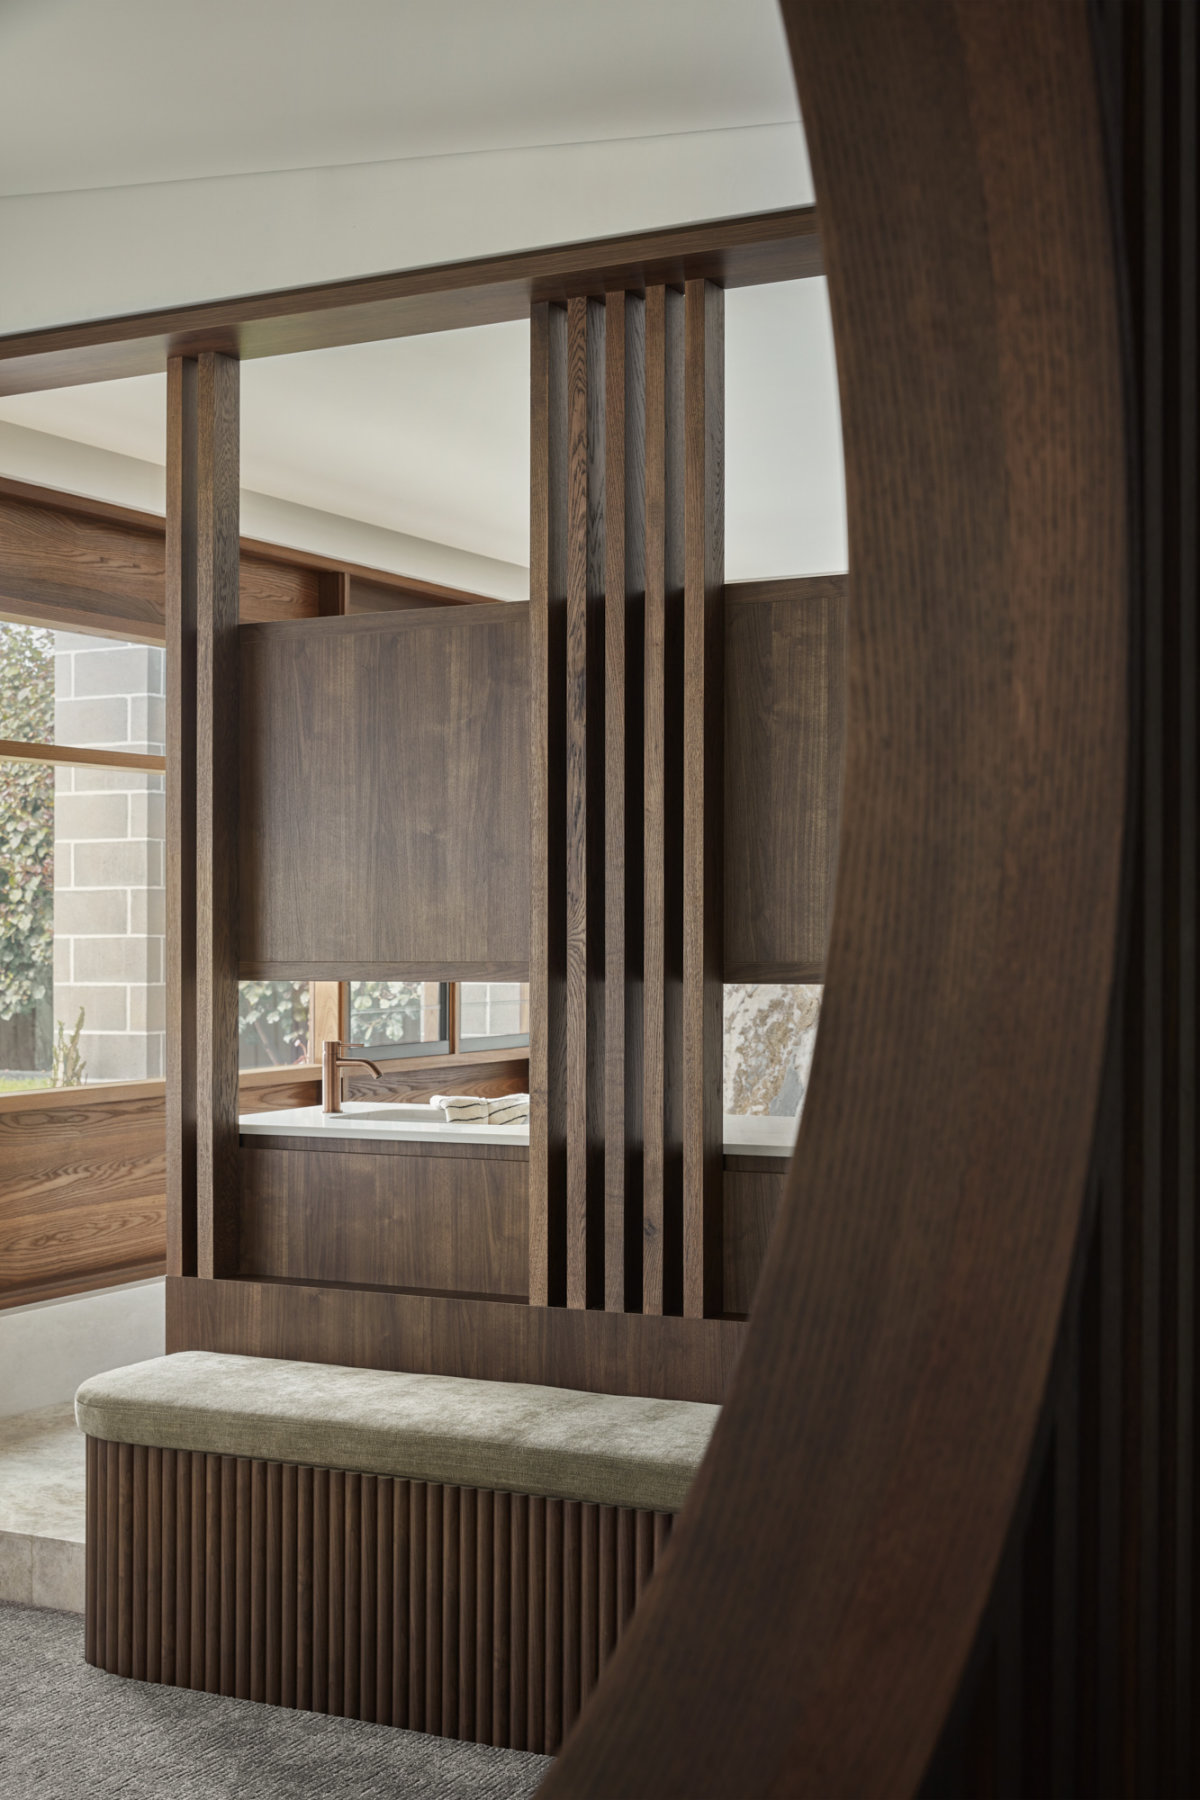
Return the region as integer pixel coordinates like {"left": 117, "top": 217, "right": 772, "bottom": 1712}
{"left": 493, "top": 1489, "right": 511, "bottom": 1748}
{"left": 459, "top": 1486, "right": 477, "bottom": 1741}
{"left": 408, "top": 1477, "right": 426, "bottom": 1732}
{"left": 545, "top": 1498, "right": 564, "bottom": 1752}
{"left": 265, "top": 1460, "right": 283, "bottom": 1706}
{"left": 116, "top": 1442, "right": 133, "bottom": 1678}
{"left": 604, "top": 290, "right": 647, "bottom": 1313}
{"left": 565, "top": 294, "right": 607, "bottom": 1310}
{"left": 375, "top": 1476, "right": 393, "bottom": 1725}
{"left": 616, "top": 1507, "right": 637, "bottom": 1638}
{"left": 510, "top": 1492, "right": 528, "bottom": 1750}
{"left": 203, "top": 1453, "right": 221, "bottom": 1692}
{"left": 166, "top": 355, "right": 197, "bottom": 1280}
{"left": 193, "top": 350, "right": 241, "bottom": 1280}
{"left": 188, "top": 1452, "right": 206, "bottom": 1690}
{"left": 527, "top": 1495, "right": 546, "bottom": 1753}
{"left": 104, "top": 1442, "right": 119, "bottom": 1674}
{"left": 441, "top": 1483, "right": 460, "bottom": 1739}
{"left": 217, "top": 1456, "right": 234, "bottom": 1697}
{"left": 426, "top": 1484, "right": 443, "bottom": 1737}
{"left": 131, "top": 1445, "right": 148, "bottom": 1681}
{"left": 681, "top": 278, "right": 725, "bottom": 1319}
{"left": 235, "top": 1456, "right": 251, "bottom": 1699}
{"left": 476, "top": 1487, "right": 494, "bottom": 1745}
{"left": 162, "top": 1445, "right": 178, "bottom": 1687}
{"left": 634, "top": 1507, "right": 655, "bottom": 1600}
{"left": 341, "top": 1471, "right": 360, "bottom": 1720}
{"left": 581, "top": 1502, "right": 600, "bottom": 1702}
{"left": 393, "top": 1480, "right": 410, "bottom": 1731}
{"left": 359, "top": 1475, "right": 377, "bottom": 1723}
{"left": 281, "top": 1461, "right": 297, "bottom": 1709}
{"left": 146, "top": 1446, "right": 162, "bottom": 1683}
{"left": 561, "top": 1500, "right": 581, "bottom": 1741}
{"left": 642, "top": 283, "right": 686, "bottom": 1316}
{"left": 598, "top": 1500, "right": 617, "bottom": 1673}
{"left": 85, "top": 1436, "right": 98, "bottom": 1665}
{"left": 529, "top": 299, "right": 569, "bottom": 1308}
{"left": 297, "top": 1463, "right": 314, "bottom": 1713}
{"left": 327, "top": 1469, "right": 345, "bottom": 1716}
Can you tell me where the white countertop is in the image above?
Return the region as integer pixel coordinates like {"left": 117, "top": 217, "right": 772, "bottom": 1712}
{"left": 238, "top": 1102, "right": 797, "bottom": 1159}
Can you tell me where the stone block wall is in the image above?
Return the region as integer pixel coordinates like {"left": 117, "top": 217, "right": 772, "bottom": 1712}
{"left": 53, "top": 635, "right": 166, "bottom": 1083}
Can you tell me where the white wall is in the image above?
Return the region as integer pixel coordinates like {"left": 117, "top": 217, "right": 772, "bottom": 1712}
{"left": 0, "top": 1277, "right": 164, "bottom": 1417}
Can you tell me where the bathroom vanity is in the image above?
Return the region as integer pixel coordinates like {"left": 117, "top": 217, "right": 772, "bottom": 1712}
{"left": 236, "top": 1102, "right": 796, "bottom": 1315}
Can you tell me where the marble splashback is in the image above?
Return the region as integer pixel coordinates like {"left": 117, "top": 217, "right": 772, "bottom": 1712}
{"left": 723, "top": 984, "right": 823, "bottom": 1118}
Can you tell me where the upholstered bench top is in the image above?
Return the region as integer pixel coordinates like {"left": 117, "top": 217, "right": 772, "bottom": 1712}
{"left": 75, "top": 1351, "right": 718, "bottom": 1514}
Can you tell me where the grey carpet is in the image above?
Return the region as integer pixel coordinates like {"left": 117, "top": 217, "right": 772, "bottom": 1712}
{"left": 0, "top": 1603, "right": 551, "bottom": 1799}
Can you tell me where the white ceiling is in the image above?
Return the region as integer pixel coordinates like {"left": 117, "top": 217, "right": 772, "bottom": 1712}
{"left": 0, "top": 0, "right": 799, "bottom": 197}
{"left": 0, "top": 0, "right": 845, "bottom": 588}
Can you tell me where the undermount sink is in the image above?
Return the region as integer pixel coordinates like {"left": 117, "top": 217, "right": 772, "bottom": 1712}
{"left": 325, "top": 1103, "right": 440, "bottom": 1123}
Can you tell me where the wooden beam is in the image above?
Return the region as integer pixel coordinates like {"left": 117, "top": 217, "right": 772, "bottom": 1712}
{"left": 528, "top": 301, "right": 569, "bottom": 1308}
{"left": 0, "top": 207, "right": 820, "bottom": 396}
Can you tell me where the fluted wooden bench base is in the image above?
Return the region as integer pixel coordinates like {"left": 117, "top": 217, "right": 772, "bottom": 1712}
{"left": 85, "top": 1436, "right": 673, "bottom": 1754}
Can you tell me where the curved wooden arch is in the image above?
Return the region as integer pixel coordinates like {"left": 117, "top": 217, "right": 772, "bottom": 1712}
{"left": 540, "top": 3, "right": 1127, "bottom": 1795}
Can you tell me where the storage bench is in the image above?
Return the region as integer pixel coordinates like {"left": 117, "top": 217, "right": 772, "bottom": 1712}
{"left": 76, "top": 1351, "right": 718, "bottom": 1754}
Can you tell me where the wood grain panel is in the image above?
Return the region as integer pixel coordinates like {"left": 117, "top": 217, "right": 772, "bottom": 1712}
{"left": 239, "top": 604, "right": 530, "bottom": 974}
{"left": 167, "top": 1275, "right": 743, "bottom": 1405}
{"left": 238, "top": 1146, "right": 529, "bottom": 1300}
{"left": 89, "top": 1438, "right": 676, "bottom": 1754}
{"left": 603, "top": 292, "right": 646, "bottom": 1313}
{"left": 0, "top": 1090, "right": 166, "bottom": 1307}
{"left": 681, "top": 279, "right": 724, "bottom": 1319}
{"left": 641, "top": 284, "right": 685, "bottom": 1318}
{"left": 1, "top": 208, "right": 820, "bottom": 395}
{"left": 529, "top": 301, "right": 569, "bottom": 1308}
{"left": 166, "top": 356, "right": 198, "bottom": 1280}
{"left": 564, "top": 295, "right": 606, "bottom": 1310}
{"left": 724, "top": 577, "right": 847, "bottom": 981}
{"left": 721, "top": 1170, "right": 785, "bottom": 1319}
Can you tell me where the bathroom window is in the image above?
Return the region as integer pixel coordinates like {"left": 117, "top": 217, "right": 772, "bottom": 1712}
{"left": 0, "top": 622, "right": 167, "bottom": 1092}
{"left": 237, "top": 980, "right": 312, "bottom": 1071}
{"left": 458, "top": 981, "right": 530, "bottom": 1052}
{"left": 347, "top": 981, "right": 450, "bottom": 1059}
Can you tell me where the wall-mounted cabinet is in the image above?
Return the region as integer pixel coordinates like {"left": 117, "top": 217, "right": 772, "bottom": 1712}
{"left": 239, "top": 602, "right": 530, "bottom": 978}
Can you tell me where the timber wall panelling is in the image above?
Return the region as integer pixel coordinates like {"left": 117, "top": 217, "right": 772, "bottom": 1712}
{"left": 530, "top": 280, "right": 725, "bottom": 1322}
{"left": 238, "top": 604, "right": 530, "bottom": 978}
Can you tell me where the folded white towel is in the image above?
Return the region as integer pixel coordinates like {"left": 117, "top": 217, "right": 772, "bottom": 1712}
{"left": 488, "top": 1094, "right": 530, "bottom": 1125}
{"left": 431, "top": 1094, "right": 488, "bottom": 1123}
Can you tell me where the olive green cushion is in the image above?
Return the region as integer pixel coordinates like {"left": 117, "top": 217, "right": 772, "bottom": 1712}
{"left": 75, "top": 1352, "right": 717, "bottom": 1514}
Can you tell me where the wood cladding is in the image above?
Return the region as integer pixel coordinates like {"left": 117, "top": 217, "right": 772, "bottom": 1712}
{"left": 1, "top": 207, "right": 820, "bottom": 396}
{"left": 0, "top": 1090, "right": 166, "bottom": 1308}
{"left": 239, "top": 1147, "right": 529, "bottom": 1302}
{"left": 167, "top": 1277, "right": 745, "bottom": 1406}
{"left": 530, "top": 282, "right": 725, "bottom": 1319}
{"left": 238, "top": 605, "right": 530, "bottom": 977}
{"left": 86, "top": 1436, "right": 673, "bottom": 1754}
{"left": 721, "top": 1169, "right": 785, "bottom": 1318}
{"left": 0, "top": 474, "right": 487, "bottom": 647}
{"left": 725, "top": 577, "right": 846, "bottom": 980}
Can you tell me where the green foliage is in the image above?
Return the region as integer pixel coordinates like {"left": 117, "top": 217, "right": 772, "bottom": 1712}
{"left": 238, "top": 979, "right": 311, "bottom": 1067}
{"left": 0, "top": 626, "right": 55, "bottom": 1023}
{"left": 349, "top": 981, "right": 424, "bottom": 1048}
{"left": 51, "top": 1007, "right": 86, "bottom": 1087}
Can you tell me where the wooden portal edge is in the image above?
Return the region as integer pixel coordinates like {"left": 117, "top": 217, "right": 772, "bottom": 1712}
{"left": 167, "top": 1276, "right": 746, "bottom": 1405}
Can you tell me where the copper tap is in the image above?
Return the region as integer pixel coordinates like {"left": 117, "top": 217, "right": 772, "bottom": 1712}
{"left": 321, "top": 1040, "right": 384, "bottom": 1114}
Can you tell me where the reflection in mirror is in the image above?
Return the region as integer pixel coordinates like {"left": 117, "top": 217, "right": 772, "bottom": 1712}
{"left": 723, "top": 983, "right": 823, "bottom": 1123}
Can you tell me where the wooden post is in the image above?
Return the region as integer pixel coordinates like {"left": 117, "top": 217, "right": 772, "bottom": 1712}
{"left": 167, "top": 350, "right": 241, "bottom": 1282}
